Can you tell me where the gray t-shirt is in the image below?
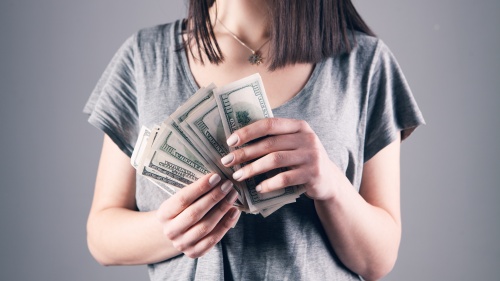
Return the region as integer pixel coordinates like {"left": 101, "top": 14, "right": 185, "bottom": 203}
{"left": 84, "top": 19, "right": 424, "bottom": 281}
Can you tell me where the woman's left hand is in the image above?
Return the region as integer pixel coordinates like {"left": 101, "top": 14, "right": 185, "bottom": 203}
{"left": 220, "top": 118, "right": 341, "bottom": 201}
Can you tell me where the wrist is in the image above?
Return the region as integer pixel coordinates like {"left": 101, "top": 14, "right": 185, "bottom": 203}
{"left": 310, "top": 160, "right": 348, "bottom": 202}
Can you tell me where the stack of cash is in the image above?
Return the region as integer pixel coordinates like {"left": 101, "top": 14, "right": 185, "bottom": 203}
{"left": 130, "top": 74, "right": 304, "bottom": 217}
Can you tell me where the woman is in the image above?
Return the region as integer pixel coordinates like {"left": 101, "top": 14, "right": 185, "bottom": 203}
{"left": 84, "top": 0, "right": 425, "bottom": 280}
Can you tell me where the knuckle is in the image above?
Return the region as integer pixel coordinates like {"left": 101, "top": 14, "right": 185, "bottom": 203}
{"left": 218, "top": 195, "right": 233, "bottom": 212}
{"left": 235, "top": 148, "right": 248, "bottom": 162}
{"left": 226, "top": 192, "right": 237, "bottom": 206}
{"left": 265, "top": 118, "right": 279, "bottom": 131}
{"left": 271, "top": 152, "right": 285, "bottom": 165}
{"left": 278, "top": 173, "right": 291, "bottom": 187}
{"left": 218, "top": 200, "right": 228, "bottom": 212}
{"left": 187, "top": 208, "right": 200, "bottom": 224}
{"left": 305, "top": 132, "right": 318, "bottom": 144}
{"left": 308, "top": 163, "right": 322, "bottom": 179}
{"left": 163, "top": 227, "right": 175, "bottom": 240}
{"left": 173, "top": 240, "right": 187, "bottom": 252}
{"left": 310, "top": 167, "right": 320, "bottom": 178}
{"left": 222, "top": 216, "right": 234, "bottom": 229}
{"left": 197, "top": 224, "right": 209, "bottom": 237}
{"left": 156, "top": 208, "right": 168, "bottom": 222}
{"left": 244, "top": 164, "right": 254, "bottom": 177}
{"left": 176, "top": 194, "right": 189, "bottom": 210}
{"left": 238, "top": 127, "right": 249, "bottom": 140}
{"left": 307, "top": 133, "right": 316, "bottom": 140}
{"left": 209, "top": 190, "right": 220, "bottom": 203}
{"left": 222, "top": 193, "right": 235, "bottom": 209}
{"left": 308, "top": 151, "right": 320, "bottom": 163}
{"left": 298, "top": 120, "right": 311, "bottom": 131}
{"left": 186, "top": 249, "right": 199, "bottom": 259}
{"left": 207, "top": 235, "right": 220, "bottom": 248}
{"left": 263, "top": 137, "right": 277, "bottom": 150}
{"left": 197, "top": 181, "right": 208, "bottom": 194}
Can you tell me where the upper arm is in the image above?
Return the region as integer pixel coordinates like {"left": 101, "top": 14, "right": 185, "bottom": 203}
{"left": 89, "top": 135, "right": 137, "bottom": 216}
{"left": 359, "top": 134, "right": 401, "bottom": 226}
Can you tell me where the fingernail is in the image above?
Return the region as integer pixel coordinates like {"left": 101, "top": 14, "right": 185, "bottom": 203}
{"left": 208, "top": 174, "right": 221, "bottom": 187}
{"left": 232, "top": 169, "right": 243, "bottom": 181}
{"left": 255, "top": 185, "right": 262, "bottom": 192}
{"left": 226, "top": 190, "right": 238, "bottom": 203}
{"left": 220, "top": 180, "right": 233, "bottom": 194}
{"left": 221, "top": 153, "right": 234, "bottom": 165}
{"left": 226, "top": 134, "right": 239, "bottom": 146}
{"left": 230, "top": 208, "right": 240, "bottom": 219}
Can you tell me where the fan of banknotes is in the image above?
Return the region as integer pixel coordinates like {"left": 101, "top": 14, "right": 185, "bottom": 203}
{"left": 130, "top": 74, "right": 304, "bottom": 217}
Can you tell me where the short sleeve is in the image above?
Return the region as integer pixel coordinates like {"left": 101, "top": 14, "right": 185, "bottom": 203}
{"left": 83, "top": 35, "right": 139, "bottom": 157}
{"left": 364, "top": 40, "right": 425, "bottom": 162}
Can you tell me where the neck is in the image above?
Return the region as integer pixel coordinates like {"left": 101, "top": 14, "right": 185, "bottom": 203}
{"left": 210, "top": 0, "right": 270, "bottom": 46}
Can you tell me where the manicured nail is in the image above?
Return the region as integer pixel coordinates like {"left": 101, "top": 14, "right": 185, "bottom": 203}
{"left": 232, "top": 169, "right": 243, "bottom": 181}
{"left": 226, "top": 134, "right": 239, "bottom": 146}
{"left": 221, "top": 153, "right": 234, "bottom": 165}
{"left": 230, "top": 208, "right": 240, "bottom": 219}
{"left": 220, "top": 180, "right": 233, "bottom": 194}
{"left": 226, "top": 190, "right": 238, "bottom": 203}
{"left": 255, "top": 185, "right": 262, "bottom": 192}
{"left": 208, "top": 174, "right": 221, "bottom": 187}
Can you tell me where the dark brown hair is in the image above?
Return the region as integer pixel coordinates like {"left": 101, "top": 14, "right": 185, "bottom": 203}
{"left": 186, "top": 0, "right": 374, "bottom": 70}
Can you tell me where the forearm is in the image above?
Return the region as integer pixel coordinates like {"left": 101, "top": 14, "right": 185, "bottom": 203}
{"left": 218, "top": 119, "right": 401, "bottom": 279}
{"left": 87, "top": 207, "right": 181, "bottom": 266}
{"left": 314, "top": 177, "right": 401, "bottom": 281}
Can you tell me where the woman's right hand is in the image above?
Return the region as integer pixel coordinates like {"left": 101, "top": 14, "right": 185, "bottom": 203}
{"left": 156, "top": 173, "right": 240, "bottom": 259}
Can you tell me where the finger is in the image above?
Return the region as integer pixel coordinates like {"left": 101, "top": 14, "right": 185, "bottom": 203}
{"left": 232, "top": 151, "right": 306, "bottom": 182}
{"left": 172, "top": 190, "right": 239, "bottom": 252}
{"left": 183, "top": 207, "right": 241, "bottom": 259}
{"left": 163, "top": 180, "right": 234, "bottom": 239}
{"left": 226, "top": 118, "right": 312, "bottom": 147}
{"left": 255, "top": 169, "right": 309, "bottom": 194}
{"left": 158, "top": 173, "right": 222, "bottom": 221}
{"left": 221, "top": 134, "right": 302, "bottom": 167}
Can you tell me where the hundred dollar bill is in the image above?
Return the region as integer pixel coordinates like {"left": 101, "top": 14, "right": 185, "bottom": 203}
{"left": 167, "top": 115, "right": 244, "bottom": 207}
{"left": 129, "top": 74, "right": 304, "bottom": 216}
{"left": 136, "top": 122, "right": 210, "bottom": 189}
{"left": 141, "top": 165, "right": 182, "bottom": 195}
{"left": 165, "top": 117, "right": 222, "bottom": 178}
{"left": 214, "top": 73, "right": 303, "bottom": 213}
{"left": 131, "top": 126, "right": 179, "bottom": 195}
{"left": 259, "top": 201, "right": 293, "bottom": 218}
{"left": 146, "top": 178, "right": 178, "bottom": 196}
{"left": 135, "top": 125, "right": 161, "bottom": 170}
{"left": 182, "top": 98, "right": 235, "bottom": 177}
{"left": 182, "top": 97, "right": 246, "bottom": 206}
{"left": 145, "top": 151, "right": 198, "bottom": 186}
{"left": 167, "top": 85, "right": 237, "bottom": 182}
{"left": 139, "top": 129, "right": 209, "bottom": 191}
{"left": 131, "top": 126, "right": 151, "bottom": 169}
{"left": 170, "top": 84, "right": 216, "bottom": 125}
{"left": 167, "top": 85, "right": 217, "bottom": 165}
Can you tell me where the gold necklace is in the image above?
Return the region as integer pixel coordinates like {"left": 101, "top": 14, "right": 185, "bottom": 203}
{"left": 217, "top": 19, "right": 269, "bottom": 65}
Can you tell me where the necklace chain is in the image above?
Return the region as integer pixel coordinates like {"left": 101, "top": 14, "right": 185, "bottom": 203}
{"left": 216, "top": 19, "right": 269, "bottom": 65}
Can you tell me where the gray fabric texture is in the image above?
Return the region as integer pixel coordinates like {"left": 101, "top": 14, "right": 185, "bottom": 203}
{"left": 84, "top": 19, "right": 425, "bottom": 281}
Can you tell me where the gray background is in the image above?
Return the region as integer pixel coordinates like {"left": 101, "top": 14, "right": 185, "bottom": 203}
{"left": 0, "top": 0, "right": 498, "bottom": 280}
